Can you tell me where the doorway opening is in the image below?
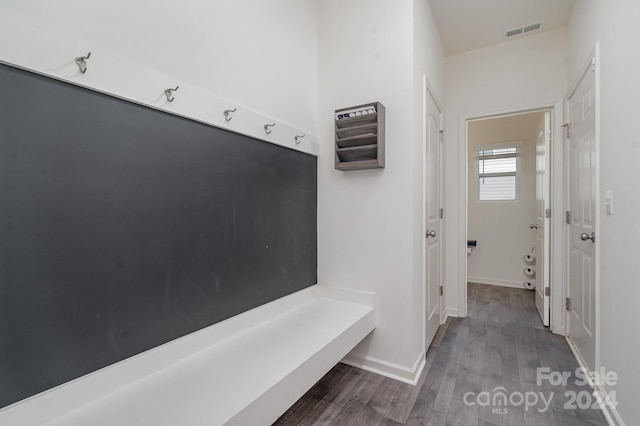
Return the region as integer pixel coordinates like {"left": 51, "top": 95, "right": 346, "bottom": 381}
{"left": 465, "top": 109, "right": 553, "bottom": 327}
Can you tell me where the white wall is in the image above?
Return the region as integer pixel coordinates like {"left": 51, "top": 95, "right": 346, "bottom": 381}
{"left": 413, "top": 0, "right": 446, "bottom": 103}
{"left": 318, "top": 0, "right": 444, "bottom": 383}
{"left": 467, "top": 113, "right": 542, "bottom": 288}
{"left": 568, "top": 1, "right": 640, "bottom": 423}
{"left": 444, "top": 28, "right": 568, "bottom": 316}
{"left": 0, "top": 0, "right": 318, "bottom": 134}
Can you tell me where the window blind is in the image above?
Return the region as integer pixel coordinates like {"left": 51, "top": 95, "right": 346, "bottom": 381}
{"left": 477, "top": 147, "right": 519, "bottom": 201}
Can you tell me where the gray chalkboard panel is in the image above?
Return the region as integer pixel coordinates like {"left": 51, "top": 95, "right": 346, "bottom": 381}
{"left": 0, "top": 63, "right": 317, "bottom": 408}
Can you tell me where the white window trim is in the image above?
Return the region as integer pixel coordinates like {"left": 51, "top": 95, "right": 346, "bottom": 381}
{"left": 475, "top": 141, "right": 523, "bottom": 203}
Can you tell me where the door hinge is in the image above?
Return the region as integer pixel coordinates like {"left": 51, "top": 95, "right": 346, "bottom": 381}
{"left": 439, "top": 286, "right": 444, "bottom": 296}
{"left": 439, "top": 130, "right": 445, "bottom": 142}
{"left": 591, "top": 57, "right": 596, "bottom": 72}
{"left": 566, "top": 211, "right": 571, "bottom": 225}
{"left": 440, "top": 208, "right": 444, "bottom": 219}
{"left": 566, "top": 297, "right": 571, "bottom": 311}
{"left": 545, "top": 208, "right": 551, "bottom": 219}
{"left": 545, "top": 287, "right": 550, "bottom": 297}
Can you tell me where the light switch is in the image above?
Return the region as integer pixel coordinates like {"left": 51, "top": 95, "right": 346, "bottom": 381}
{"left": 605, "top": 190, "right": 613, "bottom": 215}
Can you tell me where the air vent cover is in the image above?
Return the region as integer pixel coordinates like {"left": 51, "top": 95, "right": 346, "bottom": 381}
{"left": 523, "top": 22, "right": 543, "bottom": 33}
{"left": 505, "top": 27, "right": 523, "bottom": 38}
{"left": 505, "top": 21, "right": 544, "bottom": 38}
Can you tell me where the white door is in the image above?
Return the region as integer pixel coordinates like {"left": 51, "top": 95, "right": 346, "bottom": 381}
{"left": 535, "top": 111, "right": 551, "bottom": 326}
{"left": 567, "top": 56, "right": 597, "bottom": 372}
{"left": 424, "top": 80, "right": 442, "bottom": 347}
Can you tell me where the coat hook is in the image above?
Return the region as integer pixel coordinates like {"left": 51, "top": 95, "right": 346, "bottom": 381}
{"left": 294, "top": 134, "right": 306, "bottom": 144}
{"left": 224, "top": 108, "right": 237, "bottom": 121}
{"left": 75, "top": 52, "right": 91, "bottom": 74}
{"left": 164, "top": 85, "right": 179, "bottom": 102}
{"left": 264, "top": 123, "right": 276, "bottom": 134}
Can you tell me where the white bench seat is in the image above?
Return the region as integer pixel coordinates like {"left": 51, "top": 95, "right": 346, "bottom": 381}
{"left": 0, "top": 286, "right": 375, "bottom": 426}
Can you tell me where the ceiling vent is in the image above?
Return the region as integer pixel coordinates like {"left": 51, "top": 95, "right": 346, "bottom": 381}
{"left": 505, "top": 21, "right": 544, "bottom": 38}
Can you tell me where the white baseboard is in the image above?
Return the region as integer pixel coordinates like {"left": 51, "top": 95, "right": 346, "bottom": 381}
{"left": 467, "top": 276, "right": 527, "bottom": 290}
{"left": 565, "top": 337, "right": 591, "bottom": 384}
{"left": 341, "top": 351, "right": 426, "bottom": 386}
{"left": 594, "top": 382, "right": 625, "bottom": 426}
{"left": 444, "top": 307, "right": 458, "bottom": 323}
{"left": 566, "top": 337, "right": 625, "bottom": 426}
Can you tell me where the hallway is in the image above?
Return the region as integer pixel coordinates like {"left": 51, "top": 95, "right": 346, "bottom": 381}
{"left": 275, "top": 283, "right": 607, "bottom": 425}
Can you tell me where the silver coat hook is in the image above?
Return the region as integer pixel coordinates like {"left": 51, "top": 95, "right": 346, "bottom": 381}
{"left": 164, "top": 85, "right": 179, "bottom": 102}
{"left": 294, "top": 134, "right": 305, "bottom": 144}
{"left": 75, "top": 52, "right": 91, "bottom": 74}
{"left": 264, "top": 123, "right": 276, "bottom": 134}
{"left": 224, "top": 108, "right": 237, "bottom": 121}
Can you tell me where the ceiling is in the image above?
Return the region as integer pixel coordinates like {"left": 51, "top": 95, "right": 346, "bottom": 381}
{"left": 428, "top": 0, "right": 576, "bottom": 56}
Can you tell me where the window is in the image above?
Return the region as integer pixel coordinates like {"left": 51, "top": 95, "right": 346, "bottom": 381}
{"left": 477, "top": 145, "right": 520, "bottom": 201}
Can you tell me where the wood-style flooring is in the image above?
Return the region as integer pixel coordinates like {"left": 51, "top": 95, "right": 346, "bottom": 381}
{"left": 274, "top": 283, "right": 607, "bottom": 425}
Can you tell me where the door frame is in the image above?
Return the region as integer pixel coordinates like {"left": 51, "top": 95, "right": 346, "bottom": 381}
{"left": 535, "top": 110, "right": 552, "bottom": 326}
{"left": 564, "top": 43, "right": 601, "bottom": 375}
{"left": 422, "top": 74, "right": 444, "bottom": 354}
{"left": 458, "top": 99, "right": 566, "bottom": 335}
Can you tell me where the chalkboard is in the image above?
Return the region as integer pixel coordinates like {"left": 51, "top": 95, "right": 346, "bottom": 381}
{"left": 0, "top": 63, "right": 317, "bottom": 408}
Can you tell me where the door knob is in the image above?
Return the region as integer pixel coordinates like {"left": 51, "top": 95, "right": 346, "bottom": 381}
{"left": 426, "top": 230, "right": 436, "bottom": 238}
{"left": 530, "top": 224, "right": 539, "bottom": 229}
{"left": 580, "top": 232, "right": 596, "bottom": 242}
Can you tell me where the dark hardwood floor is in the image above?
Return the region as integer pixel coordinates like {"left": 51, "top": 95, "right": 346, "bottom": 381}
{"left": 274, "top": 283, "right": 607, "bottom": 425}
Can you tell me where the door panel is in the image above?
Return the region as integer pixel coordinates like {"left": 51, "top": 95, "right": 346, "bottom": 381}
{"left": 424, "top": 83, "right": 442, "bottom": 347}
{"left": 427, "top": 243, "right": 439, "bottom": 322}
{"left": 567, "top": 57, "right": 597, "bottom": 372}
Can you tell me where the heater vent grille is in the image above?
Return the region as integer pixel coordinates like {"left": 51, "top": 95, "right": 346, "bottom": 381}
{"left": 505, "top": 28, "right": 523, "bottom": 38}
{"left": 523, "top": 22, "right": 542, "bottom": 33}
{"left": 505, "top": 21, "right": 543, "bottom": 38}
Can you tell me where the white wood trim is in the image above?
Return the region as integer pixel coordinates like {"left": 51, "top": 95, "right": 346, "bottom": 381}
{"left": 550, "top": 98, "right": 566, "bottom": 335}
{"left": 565, "top": 336, "right": 592, "bottom": 386}
{"left": 425, "top": 76, "right": 444, "bottom": 116}
{"left": 458, "top": 115, "right": 469, "bottom": 318}
{"left": 566, "top": 336, "right": 622, "bottom": 425}
{"left": 421, "top": 73, "right": 428, "bottom": 357}
{"left": 594, "top": 382, "right": 626, "bottom": 426}
{"left": 444, "top": 307, "right": 459, "bottom": 320}
{"left": 567, "top": 46, "right": 598, "bottom": 100}
{"left": 341, "top": 350, "right": 426, "bottom": 386}
{"left": 0, "top": 9, "right": 318, "bottom": 157}
{"left": 593, "top": 42, "right": 602, "bottom": 378}
{"left": 459, "top": 100, "right": 565, "bottom": 335}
